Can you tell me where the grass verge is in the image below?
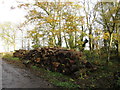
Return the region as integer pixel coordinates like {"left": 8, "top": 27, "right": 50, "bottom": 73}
{"left": 2, "top": 53, "right": 80, "bottom": 88}
{"left": 2, "top": 53, "right": 19, "bottom": 61}
{"left": 2, "top": 53, "right": 120, "bottom": 88}
{"left": 31, "top": 65, "right": 80, "bottom": 88}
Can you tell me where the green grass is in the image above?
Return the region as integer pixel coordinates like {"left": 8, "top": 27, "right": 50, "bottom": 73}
{"left": 47, "top": 70, "right": 64, "bottom": 77}
{"left": 31, "top": 65, "right": 39, "bottom": 70}
{"left": 30, "top": 59, "right": 120, "bottom": 88}
{"left": 2, "top": 52, "right": 120, "bottom": 88}
{"left": 10, "top": 57, "right": 19, "bottom": 61}
{"left": 51, "top": 80, "right": 80, "bottom": 88}
{"left": 31, "top": 65, "right": 80, "bottom": 88}
{"left": 2, "top": 53, "right": 20, "bottom": 61}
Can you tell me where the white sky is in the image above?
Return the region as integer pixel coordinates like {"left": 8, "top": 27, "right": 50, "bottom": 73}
{"left": 0, "top": 0, "right": 117, "bottom": 52}
{"left": 0, "top": 0, "right": 27, "bottom": 52}
{"left": 0, "top": 0, "right": 27, "bottom": 24}
{"left": 0, "top": 0, "right": 96, "bottom": 52}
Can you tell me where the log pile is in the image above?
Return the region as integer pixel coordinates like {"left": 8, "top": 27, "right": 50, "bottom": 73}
{"left": 13, "top": 49, "right": 29, "bottom": 59}
{"left": 13, "top": 47, "right": 94, "bottom": 75}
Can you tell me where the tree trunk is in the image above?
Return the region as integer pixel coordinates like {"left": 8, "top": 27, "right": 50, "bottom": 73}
{"left": 63, "top": 32, "right": 69, "bottom": 48}
{"left": 89, "top": 26, "right": 93, "bottom": 51}
{"left": 22, "top": 31, "right": 24, "bottom": 49}
{"left": 81, "top": 25, "right": 84, "bottom": 41}
{"left": 57, "top": 9, "right": 62, "bottom": 47}
{"left": 27, "top": 39, "right": 30, "bottom": 50}
{"left": 104, "top": 39, "right": 107, "bottom": 48}
{"left": 118, "top": 39, "right": 120, "bottom": 56}
{"left": 107, "top": 33, "right": 113, "bottom": 63}
{"left": 13, "top": 43, "right": 16, "bottom": 51}
{"left": 74, "top": 31, "right": 77, "bottom": 48}
{"left": 118, "top": 32, "right": 120, "bottom": 57}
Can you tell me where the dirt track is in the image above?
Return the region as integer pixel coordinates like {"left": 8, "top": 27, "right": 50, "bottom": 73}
{"left": 1, "top": 58, "right": 54, "bottom": 88}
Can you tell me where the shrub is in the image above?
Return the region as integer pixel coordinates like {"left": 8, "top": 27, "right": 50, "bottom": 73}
{"left": 83, "top": 50, "right": 99, "bottom": 61}
{"left": 117, "top": 77, "right": 120, "bottom": 87}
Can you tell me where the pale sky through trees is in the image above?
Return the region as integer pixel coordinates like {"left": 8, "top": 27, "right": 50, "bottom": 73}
{"left": 0, "top": 0, "right": 27, "bottom": 23}
{"left": 0, "top": 0, "right": 118, "bottom": 52}
{"left": 0, "top": 0, "right": 95, "bottom": 52}
{"left": 0, "top": 0, "right": 27, "bottom": 52}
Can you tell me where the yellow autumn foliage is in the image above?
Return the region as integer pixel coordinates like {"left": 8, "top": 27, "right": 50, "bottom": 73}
{"left": 103, "top": 32, "right": 109, "bottom": 40}
{"left": 113, "top": 33, "right": 119, "bottom": 40}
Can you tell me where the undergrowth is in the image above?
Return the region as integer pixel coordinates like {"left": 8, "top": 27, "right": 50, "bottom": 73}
{"left": 2, "top": 53, "right": 120, "bottom": 88}
{"left": 2, "top": 53, "right": 19, "bottom": 61}
{"left": 31, "top": 65, "right": 80, "bottom": 88}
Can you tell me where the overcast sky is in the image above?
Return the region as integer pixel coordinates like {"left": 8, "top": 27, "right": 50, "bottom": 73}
{"left": 0, "top": 0, "right": 88, "bottom": 52}
{"left": 0, "top": 0, "right": 98, "bottom": 52}
{"left": 0, "top": 0, "right": 27, "bottom": 24}
{"left": 0, "top": 0, "right": 118, "bottom": 23}
{"left": 0, "top": 0, "right": 118, "bottom": 52}
{"left": 0, "top": 0, "right": 26, "bottom": 52}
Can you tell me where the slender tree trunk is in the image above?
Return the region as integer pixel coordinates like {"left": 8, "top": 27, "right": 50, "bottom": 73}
{"left": 103, "top": 27, "right": 107, "bottom": 49}
{"left": 7, "top": 41, "right": 10, "bottom": 52}
{"left": 104, "top": 39, "right": 107, "bottom": 48}
{"left": 74, "top": 31, "right": 77, "bottom": 48}
{"left": 118, "top": 29, "right": 120, "bottom": 57}
{"left": 81, "top": 25, "right": 84, "bottom": 41}
{"left": 69, "top": 34, "right": 74, "bottom": 49}
{"left": 63, "top": 32, "right": 69, "bottom": 48}
{"left": 118, "top": 38, "right": 120, "bottom": 57}
{"left": 13, "top": 34, "right": 16, "bottom": 51}
{"left": 107, "top": 33, "right": 113, "bottom": 63}
{"left": 13, "top": 43, "right": 16, "bottom": 51}
{"left": 89, "top": 26, "right": 93, "bottom": 51}
{"left": 27, "top": 39, "right": 30, "bottom": 50}
{"left": 58, "top": 10, "right": 62, "bottom": 47}
{"left": 21, "top": 30, "right": 24, "bottom": 49}
{"left": 52, "top": 32, "right": 57, "bottom": 46}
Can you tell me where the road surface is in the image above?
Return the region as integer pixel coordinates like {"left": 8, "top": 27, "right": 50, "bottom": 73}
{"left": 1, "top": 58, "right": 54, "bottom": 88}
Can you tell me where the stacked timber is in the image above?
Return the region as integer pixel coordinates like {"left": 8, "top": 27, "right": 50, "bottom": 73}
{"left": 13, "top": 47, "right": 94, "bottom": 75}
{"left": 13, "top": 49, "right": 29, "bottom": 59}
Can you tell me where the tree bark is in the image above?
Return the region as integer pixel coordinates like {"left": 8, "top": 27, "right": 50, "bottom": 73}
{"left": 89, "top": 26, "right": 93, "bottom": 51}
{"left": 107, "top": 33, "right": 113, "bottom": 63}
{"left": 118, "top": 30, "right": 120, "bottom": 57}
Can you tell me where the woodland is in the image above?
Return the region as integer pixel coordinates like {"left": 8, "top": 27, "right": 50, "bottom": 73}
{"left": 1, "top": 0, "right": 120, "bottom": 88}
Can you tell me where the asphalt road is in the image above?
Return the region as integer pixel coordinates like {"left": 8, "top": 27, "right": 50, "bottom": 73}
{"left": 1, "top": 58, "right": 54, "bottom": 88}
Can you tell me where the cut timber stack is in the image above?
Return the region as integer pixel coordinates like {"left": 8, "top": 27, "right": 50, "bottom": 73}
{"left": 13, "top": 49, "right": 29, "bottom": 59}
{"left": 13, "top": 47, "right": 94, "bottom": 75}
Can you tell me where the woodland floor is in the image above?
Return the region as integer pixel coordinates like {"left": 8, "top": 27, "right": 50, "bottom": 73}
{"left": 1, "top": 57, "right": 120, "bottom": 89}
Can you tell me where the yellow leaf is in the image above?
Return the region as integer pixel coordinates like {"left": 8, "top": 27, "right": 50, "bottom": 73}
{"left": 103, "top": 32, "right": 109, "bottom": 40}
